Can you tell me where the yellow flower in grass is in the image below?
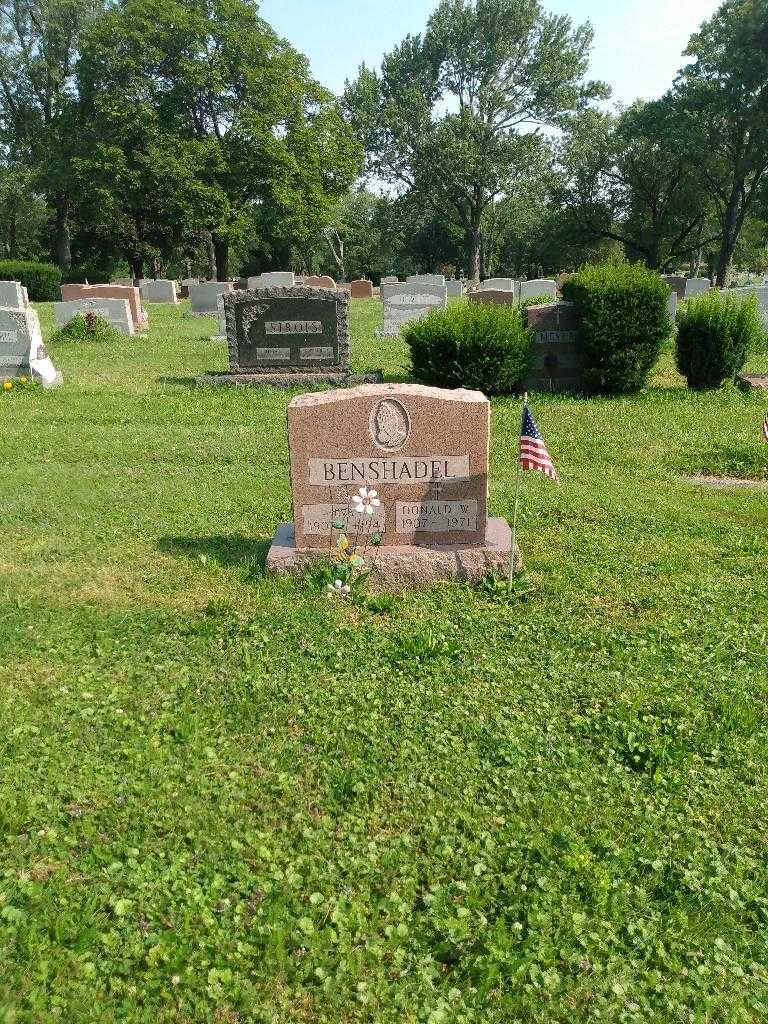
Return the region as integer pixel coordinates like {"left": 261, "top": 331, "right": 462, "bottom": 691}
{"left": 3, "top": 380, "right": 12, "bottom": 392}
{"left": 335, "top": 535, "right": 351, "bottom": 563}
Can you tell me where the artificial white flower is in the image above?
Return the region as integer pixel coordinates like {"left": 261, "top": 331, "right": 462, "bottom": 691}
{"left": 351, "top": 487, "right": 381, "bottom": 516}
{"left": 326, "top": 579, "right": 351, "bottom": 597}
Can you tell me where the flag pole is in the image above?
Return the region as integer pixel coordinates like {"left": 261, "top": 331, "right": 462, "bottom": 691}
{"left": 508, "top": 392, "right": 527, "bottom": 592}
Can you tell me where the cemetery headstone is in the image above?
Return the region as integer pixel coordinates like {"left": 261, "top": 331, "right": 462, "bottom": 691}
{"left": 519, "top": 279, "right": 558, "bottom": 301}
{"left": 468, "top": 289, "right": 517, "bottom": 307}
{"left": 61, "top": 284, "right": 146, "bottom": 331}
{"left": 0, "top": 306, "right": 62, "bottom": 388}
{"left": 140, "top": 279, "right": 179, "bottom": 303}
{"left": 381, "top": 275, "right": 399, "bottom": 285}
{"left": 198, "top": 284, "right": 358, "bottom": 388}
{"left": 180, "top": 278, "right": 199, "bottom": 299}
{"left": 407, "top": 274, "right": 446, "bottom": 287}
{"left": 523, "top": 302, "right": 585, "bottom": 393}
{"left": 661, "top": 275, "right": 687, "bottom": 300}
{"left": 188, "top": 281, "right": 234, "bottom": 316}
{"left": 480, "top": 278, "right": 515, "bottom": 292}
{"left": 247, "top": 272, "right": 296, "bottom": 289}
{"left": 446, "top": 281, "right": 465, "bottom": 298}
{"left": 350, "top": 280, "right": 374, "bottom": 299}
{"left": 377, "top": 282, "right": 448, "bottom": 337}
{"left": 54, "top": 297, "right": 135, "bottom": 335}
{"left": 684, "top": 278, "right": 711, "bottom": 299}
{"left": 667, "top": 289, "right": 678, "bottom": 321}
{"left": 0, "top": 281, "right": 29, "bottom": 309}
{"left": 305, "top": 275, "right": 337, "bottom": 289}
{"left": 729, "top": 285, "right": 768, "bottom": 327}
{"left": 267, "top": 382, "right": 519, "bottom": 588}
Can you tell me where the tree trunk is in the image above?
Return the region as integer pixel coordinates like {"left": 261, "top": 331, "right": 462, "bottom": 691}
{"left": 213, "top": 235, "right": 228, "bottom": 281}
{"left": 55, "top": 195, "right": 72, "bottom": 269}
{"left": 467, "top": 225, "right": 482, "bottom": 285}
{"left": 204, "top": 230, "right": 217, "bottom": 281}
{"left": 715, "top": 186, "right": 742, "bottom": 287}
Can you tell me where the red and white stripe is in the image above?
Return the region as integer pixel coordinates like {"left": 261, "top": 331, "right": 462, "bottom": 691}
{"left": 520, "top": 436, "right": 559, "bottom": 481}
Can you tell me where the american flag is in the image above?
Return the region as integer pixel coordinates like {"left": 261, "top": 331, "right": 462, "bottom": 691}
{"left": 763, "top": 414, "right": 768, "bottom": 442}
{"left": 520, "top": 404, "right": 559, "bottom": 482}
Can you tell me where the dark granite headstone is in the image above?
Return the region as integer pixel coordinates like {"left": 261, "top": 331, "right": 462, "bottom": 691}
{"left": 524, "top": 302, "right": 585, "bottom": 393}
{"left": 224, "top": 286, "right": 348, "bottom": 374}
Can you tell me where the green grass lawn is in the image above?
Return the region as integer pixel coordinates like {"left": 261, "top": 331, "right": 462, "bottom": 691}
{"left": 1, "top": 299, "right": 768, "bottom": 1023}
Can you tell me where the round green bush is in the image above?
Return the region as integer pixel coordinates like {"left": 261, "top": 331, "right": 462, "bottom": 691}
{"left": 675, "top": 291, "right": 762, "bottom": 389}
{"left": 561, "top": 263, "right": 672, "bottom": 394}
{"left": 402, "top": 302, "right": 533, "bottom": 395}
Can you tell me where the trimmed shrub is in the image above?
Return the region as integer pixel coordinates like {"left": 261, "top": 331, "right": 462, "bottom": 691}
{"left": 403, "top": 302, "right": 533, "bottom": 395}
{"left": 0, "top": 260, "right": 61, "bottom": 301}
{"left": 51, "top": 313, "right": 122, "bottom": 346}
{"left": 561, "top": 263, "right": 671, "bottom": 394}
{"left": 675, "top": 291, "right": 762, "bottom": 389}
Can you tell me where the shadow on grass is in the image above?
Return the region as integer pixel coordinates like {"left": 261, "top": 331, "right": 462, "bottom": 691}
{"left": 158, "top": 534, "right": 272, "bottom": 577}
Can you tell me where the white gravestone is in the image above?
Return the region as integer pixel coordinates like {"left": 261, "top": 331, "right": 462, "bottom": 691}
{"left": 381, "top": 275, "right": 399, "bottom": 285}
{"left": 377, "top": 282, "right": 448, "bottom": 337}
{"left": 480, "top": 278, "right": 515, "bottom": 292}
{"left": 0, "top": 281, "right": 29, "bottom": 309}
{"left": 188, "top": 281, "right": 234, "bottom": 316}
{"left": 247, "top": 272, "right": 296, "bottom": 289}
{"left": 446, "top": 281, "right": 465, "bottom": 298}
{"left": 140, "top": 279, "right": 179, "bottom": 303}
{"left": 212, "top": 293, "right": 227, "bottom": 340}
{"left": 0, "top": 306, "right": 62, "bottom": 388}
{"left": 407, "top": 274, "right": 446, "bottom": 287}
{"left": 54, "top": 298, "right": 135, "bottom": 335}
{"left": 729, "top": 286, "right": 768, "bottom": 327}
{"left": 684, "top": 278, "right": 711, "bottom": 299}
{"left": 519, "top": 279, "right": 558, "bottom": 301}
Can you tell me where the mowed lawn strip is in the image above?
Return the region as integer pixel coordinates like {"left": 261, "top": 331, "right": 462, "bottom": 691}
{"left": 1, "top": 299, "right": 767, "bottom": 1023}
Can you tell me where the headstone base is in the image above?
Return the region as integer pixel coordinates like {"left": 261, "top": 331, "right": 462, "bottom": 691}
{"left": 195, "top": 371, "right": 384, "bottom": 389}
{"left": 266, "top": 517, "right": 520, "bottom": 591}
{"left": 736, "top": 374, "right": 768, "bottom": 390}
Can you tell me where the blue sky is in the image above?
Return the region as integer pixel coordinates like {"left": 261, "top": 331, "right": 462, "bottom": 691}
{"left": 259, "top": 0, "right": 722, "bottom": 106}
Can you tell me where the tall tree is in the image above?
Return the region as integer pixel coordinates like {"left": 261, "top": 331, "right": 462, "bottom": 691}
{"left": 556, "top": 101, "right": 716, "bottom": 270}
{"left": 78, "top": 0, "right": 360, "bottom": 280}
{"left": 0, "top": 0, "right": 105, "bottom": 267}
{"left": 674, "top": 0, "right": 768, "bottom": 285}
{"left": 345, "top": 0, "right": 607, "bottom": 283}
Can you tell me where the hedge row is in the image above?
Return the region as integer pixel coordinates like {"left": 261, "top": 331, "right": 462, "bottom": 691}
{"left": 0, "top": 260, "right": 62, "bottom": 301}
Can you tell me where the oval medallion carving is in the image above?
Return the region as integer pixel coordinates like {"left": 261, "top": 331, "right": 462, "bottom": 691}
{"left": 370, "top": 399, "right": 410, "bottom": 452}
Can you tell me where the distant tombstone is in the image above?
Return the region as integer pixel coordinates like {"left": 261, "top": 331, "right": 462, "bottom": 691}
{"left": 446, "top": 281, "right": 465, "bottom": 298}
{"left": 377, "top": 282, "right": 448, "bottom": 337}
{"left": 0, "top": 281, "right": 29, "bottom": 309}
{"left": 350, "top": 280, "right": 374, "bottom": 299}
{"left": 188, "top": 281, "right": 234, "bottom": 315}
{"left": 114, "top": 278, "right": 134, "bottom": 288}
{"left": 54, "top": 297, "right": 135, "bottom": 335}
{"left": 729, "top": 285, "right": 768, "bottom": 327}
{"left": 468, "top": 289, "right": 517, "bottom": 307}
{"left": 61, "top": 284, "right": 146, "bottom": 331}
{"left": 0, "top": 306, "right": 63, "bottom": 388}
{"left": 661, "top": 275, "right": 687, "bottom": 300}
{"left": 480, "top": 278, "right": 515, "bottom": 292}
{"left": 684, "top": 278, "right": 711, "bottom": 299}
{"left": 407, "top": 274, "right": 446, "bottom": 287}
{"left": 180, "top": 278, "right": 199, "bottom": 299}
{"left": 140, "top": 279, "right": 179, "bottom": 303}
{"left": 667, "top": 290, "right": 678, "bottom": 322}
{"left": 381, "top": 275, "right": 399, "bottom": 285}
{"left": 248, "top": 272, "right": 296, "bottom": 289}
{"left": 199, "top": 285, "right": 349, "bottom": 386}
{"left": 519, "top": 279, "right": 557, "bottom": 301}
{"left": 524, "top": 302, "right": 584, "bottom": 393}
{"left": 305, "top": 275, "right": 336, "bottom": 289}
{"left": 212, "top": 293, "right": 227, "bottom": 340}
{"left": 266, "top": 382, "right": 519, "bottom": 587}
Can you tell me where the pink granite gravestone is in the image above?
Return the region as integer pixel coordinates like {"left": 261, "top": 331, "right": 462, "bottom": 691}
{"left": 350, "top": 280, "right": 374, "bottom": 299}
{"left": 61, "top": 284, "right": 147, "bottom": 331}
